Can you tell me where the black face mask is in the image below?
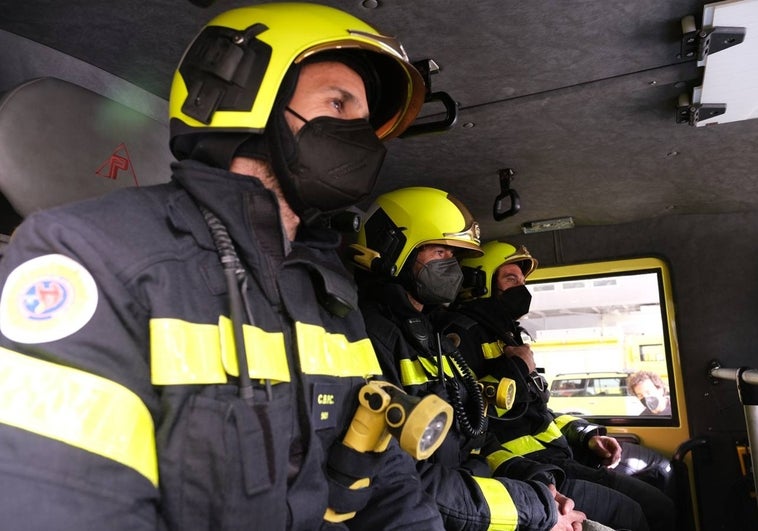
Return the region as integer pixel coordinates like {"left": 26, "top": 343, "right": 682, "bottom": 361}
{"left": 414, "top": 257, "right": 464, "bottom": 305}
{"left": 278, "top": 108, "right": 386, "bottom": 222}
{"left": 497, "top": 284, "right": 532, "bottom": 319}
{"left": 640, "top": 395, "right": 662, "bottom": 411}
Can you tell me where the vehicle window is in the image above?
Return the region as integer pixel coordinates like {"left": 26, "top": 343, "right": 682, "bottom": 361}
{"left": 550, "top": 378, "right": 585, "bottom": 396}
{"left": 591, "top": 378, "right": 625, "bottom": 396}
{"left": 523, "top": 257, "right": 682, "bottom": 426}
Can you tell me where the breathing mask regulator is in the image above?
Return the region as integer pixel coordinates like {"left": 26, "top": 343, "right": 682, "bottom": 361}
{"left": 434, "top": 332, "right": 489, "bottom": 440}
{"left": 400, "top": 306, "right": 487, "bottom": 440}
{"left": 401, "top": 316, "right": 487, "bottom": 440}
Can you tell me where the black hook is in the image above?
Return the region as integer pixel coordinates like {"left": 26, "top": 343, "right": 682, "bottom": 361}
{"left": 400, "top": 59, "right": 459, "bottom": 138}
{"left": 493, "top": 168, "right": 520, "bottom": 221}
{"left": 400, "top": 92, "right": 458, "bottom": 137}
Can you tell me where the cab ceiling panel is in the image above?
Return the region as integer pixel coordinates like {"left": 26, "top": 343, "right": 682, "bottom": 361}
{"left": 378, "top": 61, "right": 758, "bottom": 239}
{"left": 0, "top": 0, "right": 705, "bottom": 102}
{"left": 360, "top": 0, "right": 703, "bottom": 107}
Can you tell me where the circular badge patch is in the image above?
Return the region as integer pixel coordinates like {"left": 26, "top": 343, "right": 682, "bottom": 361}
{"left": 0, "top": 254, "right": 98, "bottom": 344}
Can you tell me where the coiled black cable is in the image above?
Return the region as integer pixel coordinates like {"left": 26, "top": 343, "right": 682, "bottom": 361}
{"left": 437, "top": 333, "right": 488, "bottom": 439}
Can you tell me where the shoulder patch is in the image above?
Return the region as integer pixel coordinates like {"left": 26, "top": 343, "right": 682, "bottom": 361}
{"left": 0, "top": 254, "right": 98, "bottom": 344}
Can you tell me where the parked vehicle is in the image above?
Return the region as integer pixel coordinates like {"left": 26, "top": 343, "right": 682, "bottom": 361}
{"left": 548, "top": 372, "right": 645, "bottom": 417}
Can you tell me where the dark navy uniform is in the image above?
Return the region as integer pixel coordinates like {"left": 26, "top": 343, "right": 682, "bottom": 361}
{"left": 357, "top": 278, "right": 562, "bottom": 531}
{"left": 437, "top": 298, "right": 674, "bottom": 531}
{"left": 0, "top": 160, "right": 442, "bottom": 530}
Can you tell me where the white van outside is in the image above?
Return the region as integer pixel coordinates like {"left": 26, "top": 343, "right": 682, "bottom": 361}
{"left": 548, "top": 372, "right": 645, "bottom": 417}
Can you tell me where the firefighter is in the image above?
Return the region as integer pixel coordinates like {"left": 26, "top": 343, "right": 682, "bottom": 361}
{"left": 351, "top": 186, "right": 588, "bottom": 531}
{"left": 438, "top": 239, "right": 676, "bottom": 531}
{"left": 0, "top": 4, "right": 443, "bottom": 530}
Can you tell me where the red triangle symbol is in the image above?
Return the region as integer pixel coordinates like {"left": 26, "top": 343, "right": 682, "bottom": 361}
{"left": 95, "top": 143, "right": 139, "bottom": 185}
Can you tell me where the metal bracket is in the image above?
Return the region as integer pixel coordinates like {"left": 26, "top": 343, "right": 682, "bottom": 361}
{"left": 699, "top": 26, "right": 747, "bottom": 60}
{"left": 676, "top": 100, "right": 727, "bottom": 125}
{"left": 680, "top": 16, "right": 746, "bottom": 61}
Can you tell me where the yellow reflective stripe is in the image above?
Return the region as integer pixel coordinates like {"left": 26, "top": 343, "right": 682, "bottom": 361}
{"left": 534, "top": 421, "right": 564, "bottom": 444}
{"left": 481, "top": 341, "right": 504, "bottom": 360}
{"left": 399, "top": 358, "right": 429, "bottom": 386}
{"left": 472, "top": 476, "right": 519, "bottom": 530}
{"left": 150, "top": 318, "right": 226, "bottom": 384}
{"left": 296, "top": 322, "right": 381, "bottom": 377}
{"left": 224, "top": 317, "right": 289, "bottom": 383}
{"left": 150, "top": 317, "right": 290, "bottom": 385}
{"left": 0, "top": 347, "right": 157, "bottom": 486}
{"left": 486, "top": 448, "right": 519, "bottom": 470}
{"left": 495, "top": 423, "right": 564, "bottom": 459}
{"left": 499, "top": 434, "right": 547, "bottom": 456}
{"left": 398, "top": 355, "right": 457, "bottom": 387}
{"left": 417, "top": 355, "right": 456, "bottom": 378}
{"left": 553, "top": 414, "right": 581, "bottom": 430}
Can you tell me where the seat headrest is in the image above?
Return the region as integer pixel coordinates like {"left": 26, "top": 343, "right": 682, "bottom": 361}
{"left": 0, "top": 77, "right": 173, "bottom": 218}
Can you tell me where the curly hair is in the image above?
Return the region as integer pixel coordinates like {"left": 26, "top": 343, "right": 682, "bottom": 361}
{"left": 627, "top": 370, "right": 667, "bottom": 396}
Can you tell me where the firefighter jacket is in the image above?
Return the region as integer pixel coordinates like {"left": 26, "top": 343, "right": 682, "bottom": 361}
{"left": 0, "top": 160, "right": 443, "bottom": 531}
{"left": 434, "top": 298, "right": 608, "bottom": 479}
{"left": 356, "top": 276, "right": 561, "bottom": 531}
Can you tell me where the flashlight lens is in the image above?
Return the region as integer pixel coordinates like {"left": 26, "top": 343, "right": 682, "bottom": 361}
{"left": 419, "top": 412, "right": 449, "bottom": 453}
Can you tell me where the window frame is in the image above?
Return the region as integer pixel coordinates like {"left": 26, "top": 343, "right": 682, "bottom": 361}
{"left": 525, "top": 257, "right": 689, "bottom": 433}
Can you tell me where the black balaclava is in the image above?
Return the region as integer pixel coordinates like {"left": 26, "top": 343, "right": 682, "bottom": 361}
{"left": 184, "top": 49, "right": 388, "bottom": 226}
{"left": 258, "top": 50, "right": 387, "bottom": 225}
{"left": 496, "top": 284, "right": 533, "bottom": 320}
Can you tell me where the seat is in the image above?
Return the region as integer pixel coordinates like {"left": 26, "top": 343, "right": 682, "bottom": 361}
{"left": 0, "top": 77, "right": 173, "bottom": 243}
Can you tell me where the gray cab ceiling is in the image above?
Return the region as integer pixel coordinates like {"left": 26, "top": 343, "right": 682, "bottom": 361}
{"left": 0, "top": 0, "right": 753, "bottom": 238}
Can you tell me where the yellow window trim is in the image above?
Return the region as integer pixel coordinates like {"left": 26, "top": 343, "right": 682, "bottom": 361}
{"left": 0, "top": 347, "right": 157, "bottom": 486}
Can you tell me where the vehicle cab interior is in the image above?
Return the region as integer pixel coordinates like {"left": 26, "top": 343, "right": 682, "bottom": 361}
{"left": 1, "top": 1, "right": 757, "bottom": 529}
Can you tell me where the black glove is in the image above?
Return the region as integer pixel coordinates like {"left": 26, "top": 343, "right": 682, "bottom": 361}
{"left": 325, "top": 442, "right": 384, "bottom": 515}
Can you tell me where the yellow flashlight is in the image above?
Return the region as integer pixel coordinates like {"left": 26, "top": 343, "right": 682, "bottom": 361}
{"left": 342, "top": 380, "right": 453, "bottom": 459}
{"left": 324, "top": 381, "right": 453, "bottom": 522}
{"left": 480, "top": 376, "right": 517, "bottom": 412}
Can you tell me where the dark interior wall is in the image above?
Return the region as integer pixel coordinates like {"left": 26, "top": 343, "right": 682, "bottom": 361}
{"left": 515, "top": 211, "right": 758, "bottom": 530}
